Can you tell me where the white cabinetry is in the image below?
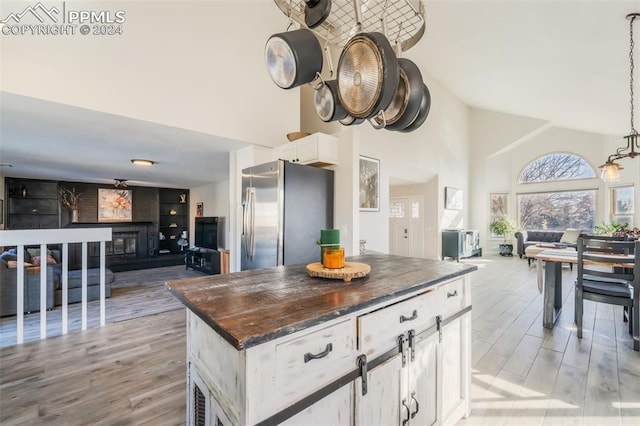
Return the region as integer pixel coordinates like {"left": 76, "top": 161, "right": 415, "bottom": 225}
{"left": 186, "top": 275, "right": 471, "bottom": 425}
{"left": 273, "top": 133, "right": 339, "bottom": 166}
{"left": 354, "top": 278, "right": 468, "bottom": 426}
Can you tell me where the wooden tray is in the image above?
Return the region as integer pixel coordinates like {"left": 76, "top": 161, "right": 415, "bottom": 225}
{"left": 306, "top": 262, "right": 370, "bottom": 282}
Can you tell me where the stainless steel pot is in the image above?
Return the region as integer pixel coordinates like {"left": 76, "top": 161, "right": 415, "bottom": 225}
{"left": 314, "top": 79, "right": 348, "bottom": 122}
{"left": 337, "top": 32, "right": 399, "bottom": 119}
{"left": 265, "top": 29, "right": 323, "bottom": 89}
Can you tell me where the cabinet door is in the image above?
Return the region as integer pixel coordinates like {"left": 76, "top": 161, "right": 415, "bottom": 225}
{"left": 441, "top": 317, "right": 463, "bottom": 422}
{"left": 281, "top": 383, "right": 352, "bottom": 426}
{"left": 409, "top": 333, "right": 438, "bottom": 426}
{"left": 295, "top": 138, "right": 318, "bottom": 164}
{"left": 355, "top": 354, "right": 404, "bottom": 426}
{"left": 274, "top": 143, "right": 297, "bottom": 162}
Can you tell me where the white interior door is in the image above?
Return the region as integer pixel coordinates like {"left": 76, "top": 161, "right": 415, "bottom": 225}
{"left": 389, "top": 196, "right": 424, "bottom": 258}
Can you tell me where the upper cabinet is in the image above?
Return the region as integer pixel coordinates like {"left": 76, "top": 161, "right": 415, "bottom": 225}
{"left": 5, "top": 178, "right": 60, "bottom": 229}
{"left": 273, "top": 133, "right": 339, "bottom": 167}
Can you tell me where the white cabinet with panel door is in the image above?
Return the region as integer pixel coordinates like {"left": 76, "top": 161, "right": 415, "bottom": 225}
{"left": 273, "top": 132, "right": 339, "bottom": 166}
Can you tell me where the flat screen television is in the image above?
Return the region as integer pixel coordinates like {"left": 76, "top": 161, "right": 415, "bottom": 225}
{"left": 195, "top": 217, "right": 221, "bottom": 250}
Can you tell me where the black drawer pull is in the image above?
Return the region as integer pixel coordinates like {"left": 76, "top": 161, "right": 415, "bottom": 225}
{"left": 400, "top": 310, "right": 418, "bottom": 323}
{"left": 447, "top": 290, "right": 458, "bottom": 298}
{"left": 304, "top": 343, "right": 332, "bottom": 363}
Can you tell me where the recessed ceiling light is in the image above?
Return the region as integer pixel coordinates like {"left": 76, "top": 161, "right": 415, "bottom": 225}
{"left": 131, "top": 159, "right": 155, "bottom": 166}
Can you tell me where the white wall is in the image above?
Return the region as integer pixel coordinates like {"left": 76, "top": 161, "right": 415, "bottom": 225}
{"left": 356, "top": 69, "right": 471, "bottom": 257}
{"left": 470, "top": 108, "right": 640, "bottom": 254}
{"left": 1, "top": 1, "right": 298, "bottom": 149}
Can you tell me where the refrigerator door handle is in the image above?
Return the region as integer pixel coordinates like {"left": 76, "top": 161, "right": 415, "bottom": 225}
{"left": 242, "top": 186, "right": 252, "bottom": 261}
{"left": 248, "top": 187, "right": 256, "bottom": 259}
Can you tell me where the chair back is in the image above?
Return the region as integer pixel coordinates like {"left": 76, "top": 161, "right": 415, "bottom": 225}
{"left": 577, "top": 235, "right": 638, "bottom": 285}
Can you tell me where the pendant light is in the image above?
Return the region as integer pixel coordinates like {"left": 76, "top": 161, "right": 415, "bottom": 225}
{"left": 599, "top": 13, "right": 640, "bottom": 182}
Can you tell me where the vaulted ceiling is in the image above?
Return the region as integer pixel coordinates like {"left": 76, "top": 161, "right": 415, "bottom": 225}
{"left": 1, "top": 0, "right": 638, "bottom": 187}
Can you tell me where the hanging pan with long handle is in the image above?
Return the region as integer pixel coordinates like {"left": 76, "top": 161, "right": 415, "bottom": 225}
{"left": 399, "top": 82, "right": 431, "bottom": 133}
{"left": 337, "top": 30, "right": 400, "bottom": 119}
{"left": 374, "top": 57, "right": 424, "bottom": 130}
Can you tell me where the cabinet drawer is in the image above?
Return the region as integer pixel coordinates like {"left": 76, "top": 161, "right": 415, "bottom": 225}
{"left": 275, "top": 318, "right": 354, "bottom": 401}
{"left": 358, "top": 289, "right": 440, "bottom": 357}
{"left": 440, "top": 278, "right": 465, "bottom": 315}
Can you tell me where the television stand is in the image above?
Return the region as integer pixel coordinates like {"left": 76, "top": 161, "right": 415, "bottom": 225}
{"left": 186, "top": 247, "right": 220, "bottom": 275}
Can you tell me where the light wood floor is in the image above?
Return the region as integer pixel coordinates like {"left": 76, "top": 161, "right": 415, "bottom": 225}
{"left": 1, "top": 257, "right": 639, "bottom": 425}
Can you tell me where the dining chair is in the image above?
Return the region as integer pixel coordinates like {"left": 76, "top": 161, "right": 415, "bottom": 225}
{"left": 575, "top": 235, "right": 639, "bottom": 351}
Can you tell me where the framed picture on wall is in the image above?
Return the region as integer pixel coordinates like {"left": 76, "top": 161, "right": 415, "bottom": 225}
{"left": 98, "top": 188, "right": 132, "bottom": 222}
{"left": 490, "top": 193, "right": 508, "bottom": 238}
{"left": 196, "top": 202, "right": 203, "bottom": 217}
{"left": 445, "top": 187, "right": 463, "bottom": 210}
{"left": 359, "top": 156, "right": 380, "bottom": 211}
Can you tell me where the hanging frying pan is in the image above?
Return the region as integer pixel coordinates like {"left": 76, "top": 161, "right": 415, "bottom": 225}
{"left": 314, "top": 79, "right": 348, "bottom": 122}
{"left": 265, "top": 29, "right": 323, "bottom": 89}
{"left": 380, "top": 58, "right": 424, "bottom": 131}
{"left": 304, "top": 0, "right": 332, "bottom": 29}
{"left": 337, "top": 32, "right": 399, "bottom": 119}
{"left": 399, "top": 83, "right": 431, "bottom": 133}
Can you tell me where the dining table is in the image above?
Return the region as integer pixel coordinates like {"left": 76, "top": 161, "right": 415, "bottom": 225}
{"left": 534, "top": 248, "right": 635, "bottom": 329}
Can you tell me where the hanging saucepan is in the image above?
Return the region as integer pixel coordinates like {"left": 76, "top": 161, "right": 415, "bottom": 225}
{"left": 376, "top": 58, "right": 424, "bottom": 131}
{"left": 314, "top": 79, "right": 348, "bottom": 122}
{"left": 304, "top": 0, "right": 332, "bottom": 29}
{"left": 399, "top": 83, "right": 431, "bottom": 133}
{"left": 337, "top": 32, "right": 400, "bottom": 119}
{"left": 265, "top": 29, "right": 323, "bottom": 89}
{"left": 339, "top": 115, "right": 365, "bottom": 126}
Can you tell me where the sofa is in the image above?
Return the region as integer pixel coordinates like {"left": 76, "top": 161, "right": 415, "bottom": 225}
{"left": 0, "top": 261, "right": 56, "bottom": 316}
{"left": 0, "top": 247, "right": 115, "bottom": 317}
{"left": 514, "top": 229, "right": 582, "bottom": 259}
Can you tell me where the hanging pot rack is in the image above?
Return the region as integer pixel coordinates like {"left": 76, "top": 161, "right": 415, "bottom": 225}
{"left": 272, "top": 0, "right": 426, "bottom": 51}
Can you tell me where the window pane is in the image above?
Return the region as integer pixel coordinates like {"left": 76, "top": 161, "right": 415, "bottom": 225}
{"left": 612, "top": 186, "right": 634, "bottom": 214}
{"left": 518, "top": 153, "right": 596, "bottom": 183}
{"left": 518, "top": 190, "right": 596, "bottom": 231}
{"left": 390, "top": 202, "right": 404, "bottom": 218}
{"left": 412, "top": 202, "right": 419, "bottom": 218}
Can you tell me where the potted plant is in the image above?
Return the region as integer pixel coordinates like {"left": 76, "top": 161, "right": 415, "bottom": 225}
{"left": 490, "top": 216, "right": 517, "bottom": 256}
{"left": 59, "top": 187, "right": 82, "bottom": 223}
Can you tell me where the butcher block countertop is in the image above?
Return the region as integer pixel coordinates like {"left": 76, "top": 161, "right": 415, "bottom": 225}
{"left": 166, "top": 253, "right": 476, "bottom": 350}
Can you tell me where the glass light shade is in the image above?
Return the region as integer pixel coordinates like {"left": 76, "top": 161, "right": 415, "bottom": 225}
{"left": 598, "top": 161, "right": 623, "bottom": 182}
{"left": 131, "top": 159, "right": 154, "bottom": 166}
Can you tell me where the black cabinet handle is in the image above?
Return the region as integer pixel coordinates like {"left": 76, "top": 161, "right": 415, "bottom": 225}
{"left": 447, "top": 290, "right": 458, "bottom": 298}
{"left": 304, "top": 343, "right": 332, "bottom": 363}
{"left": 410, "top": 391, "right": 420, "bottom": 418}
{"left": 400, "top": 310, "right": 418, "bottom": 323}
{"left": 402, "top": 399, "right": 411, "bottom": 426}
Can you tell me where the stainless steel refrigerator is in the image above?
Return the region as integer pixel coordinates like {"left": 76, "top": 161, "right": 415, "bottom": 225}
{"left": 241, "top": 160, "right": 334, "bottom": 270}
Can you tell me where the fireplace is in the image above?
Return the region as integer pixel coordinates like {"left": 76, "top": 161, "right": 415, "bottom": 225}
{"left": 108, "top": 232, "right": 137, "bottom": 256}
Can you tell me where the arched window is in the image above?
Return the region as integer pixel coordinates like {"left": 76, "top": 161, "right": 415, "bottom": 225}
{"left": 518, "top": 153, "right": 596, "bottom": 183}
{"left": 516, "top": 153, "right": 598, "bottom": 231}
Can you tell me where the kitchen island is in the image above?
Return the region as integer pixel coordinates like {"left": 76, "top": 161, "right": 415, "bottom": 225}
{"left": 166, "top": 253, "right": 476, "bottom": 426}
